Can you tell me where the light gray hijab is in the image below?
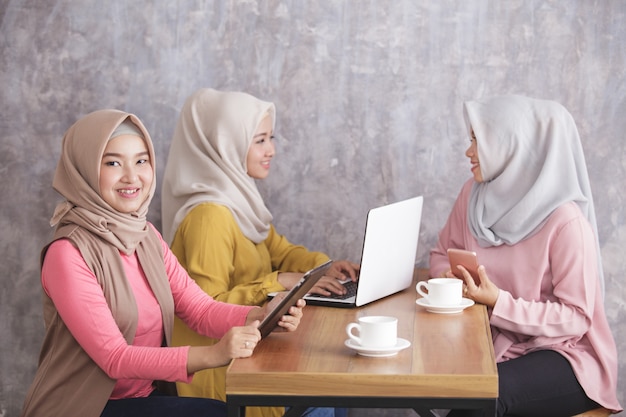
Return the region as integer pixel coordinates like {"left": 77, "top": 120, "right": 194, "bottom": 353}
{"left": 161, "top": 88, "right": 275, "bottom": 244}
{"left": 464, "top": 95, "right": 604, "bottom": 290}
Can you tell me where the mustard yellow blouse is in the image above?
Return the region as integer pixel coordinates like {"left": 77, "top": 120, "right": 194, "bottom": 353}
{"left": 170, "top": 203, "right": 329, "bottom": 417}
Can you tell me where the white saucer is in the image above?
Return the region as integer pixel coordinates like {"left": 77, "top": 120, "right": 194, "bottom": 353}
{"left": 415, "top": 297, "right": 475, "bottom": 314}
{"left": 344, "top": 338, "right": 411, "bottom": 357}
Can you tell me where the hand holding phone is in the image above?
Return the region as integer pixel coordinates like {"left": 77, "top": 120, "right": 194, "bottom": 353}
{"left": 447, "top": 248, "right": 480, "bottom": 285}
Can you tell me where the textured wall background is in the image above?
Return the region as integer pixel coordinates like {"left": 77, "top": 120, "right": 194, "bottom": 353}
{"left": 1, "top": 1, "right": 624, "bottom": 416}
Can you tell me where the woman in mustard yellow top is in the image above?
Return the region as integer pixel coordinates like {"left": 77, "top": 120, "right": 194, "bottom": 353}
{"left": 161, "top": 88, "right": 358, "bottom": 417}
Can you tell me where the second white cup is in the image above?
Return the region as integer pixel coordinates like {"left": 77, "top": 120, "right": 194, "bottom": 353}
{"left": 345, "top": 316, "right": 397, "bottom": 349}
{"left": 416, "top": 278, "right": 463, "bottom": 306}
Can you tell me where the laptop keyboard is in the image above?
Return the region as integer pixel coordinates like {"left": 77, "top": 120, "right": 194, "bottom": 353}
{"left": 326, "top": 280, "right": 358, "bottom": 300}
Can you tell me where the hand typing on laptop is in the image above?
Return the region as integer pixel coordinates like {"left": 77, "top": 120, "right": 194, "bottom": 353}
{"left": 277, "top": 260, "right": 360, "bottom": 297}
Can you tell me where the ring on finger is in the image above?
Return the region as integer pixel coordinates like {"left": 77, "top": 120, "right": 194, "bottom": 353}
{"left": 244, "top": 341, "right": 250, "bottom": 349}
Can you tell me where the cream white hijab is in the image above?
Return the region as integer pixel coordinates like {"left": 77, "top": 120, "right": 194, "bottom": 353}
{"left": 464, "top": 95, "right": 604, "bottom": 289}
{"left": 161, "top": 88, "right": 275, "bottom": 244}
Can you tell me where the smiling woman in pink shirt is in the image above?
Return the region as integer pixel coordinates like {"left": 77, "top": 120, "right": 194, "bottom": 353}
{"left": 19, "top": 110, "right": 305, "bottom": 417}
{"left": 430, "top": 95, "right": 621, "bottom": 416}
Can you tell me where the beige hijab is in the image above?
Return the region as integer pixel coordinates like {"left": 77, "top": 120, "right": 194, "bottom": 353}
{"left": 161, "top": 88, "right": 275, "bottom": 244}
{"left": 50, "top": 110, "right": 156, "bottom": 255}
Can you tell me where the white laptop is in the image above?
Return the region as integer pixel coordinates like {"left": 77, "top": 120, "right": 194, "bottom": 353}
{"left": 303, "top": 195, "right": 423, "bottom": 308}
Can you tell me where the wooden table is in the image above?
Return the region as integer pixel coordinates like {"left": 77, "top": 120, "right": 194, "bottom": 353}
{"left": 226, "top": 269, "right": 498, "bottom": 416}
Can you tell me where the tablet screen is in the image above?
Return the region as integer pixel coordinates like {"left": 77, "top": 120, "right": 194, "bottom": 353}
{"left": 258, "top": 260, "right": 332, "bottom": 338}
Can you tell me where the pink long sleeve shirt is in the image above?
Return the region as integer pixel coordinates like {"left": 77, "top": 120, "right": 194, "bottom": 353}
{"left": 430, "top": 180, "right": 621, "bottom": 412}
{"left": 41, "top": 224, "right": 254, "bottom": 400}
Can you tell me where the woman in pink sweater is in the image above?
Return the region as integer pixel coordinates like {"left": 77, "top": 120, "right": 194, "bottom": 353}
{"left": 20, "top": 110, "right": 304, "bottom": 417}
{"left": 430, "top": 95, "right": 621, "bottom": 416}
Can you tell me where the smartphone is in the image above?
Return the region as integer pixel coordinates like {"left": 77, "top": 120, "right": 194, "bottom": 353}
{"left": 447, "top": 248, "right": 480, "bottom": 285}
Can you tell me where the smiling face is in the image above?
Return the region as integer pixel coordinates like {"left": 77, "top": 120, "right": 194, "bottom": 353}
{"left": 99, "top": 134, "right": 154, "bottom": 213}
{"left": 465, "top": 130, "right": 484, "bottom": 183}
{"left": 246, "top": 114, "right": 275, "bottom": 180}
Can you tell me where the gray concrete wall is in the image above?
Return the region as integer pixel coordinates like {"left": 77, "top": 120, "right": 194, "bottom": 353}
{"left": 1, "top": 1, "right": 624, "bottom": 415}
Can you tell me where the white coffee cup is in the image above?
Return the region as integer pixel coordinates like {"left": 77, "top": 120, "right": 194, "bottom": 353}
{"left": 416, "top": 278, "right": 463, "bottom": 306}
{"left": 345, "top": 316, "right": 397, "bottom": 349}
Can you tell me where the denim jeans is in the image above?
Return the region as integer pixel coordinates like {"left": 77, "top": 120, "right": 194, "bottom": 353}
{"left": 300, "top": 407, "right": 348, "bottom": 417}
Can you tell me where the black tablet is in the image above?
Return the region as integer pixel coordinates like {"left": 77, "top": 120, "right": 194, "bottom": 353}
{"left": 258, "top": 260, "right": 332, "bottom": 338}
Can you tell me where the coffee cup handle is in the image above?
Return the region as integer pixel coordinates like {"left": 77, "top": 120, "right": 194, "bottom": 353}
{"left": 416, "top": 281, "right": 429, "bottom": 298}
{"left": 346, "top": 323, "right": 362, "bottom": 345}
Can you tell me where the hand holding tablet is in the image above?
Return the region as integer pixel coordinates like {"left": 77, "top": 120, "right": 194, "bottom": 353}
{"left": 258, "top": 260, "right": 332, "bottom": 338}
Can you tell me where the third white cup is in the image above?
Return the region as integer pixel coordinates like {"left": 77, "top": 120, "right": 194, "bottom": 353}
{"left": 416, "top": 278, "right": 463, "bottom": 306}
